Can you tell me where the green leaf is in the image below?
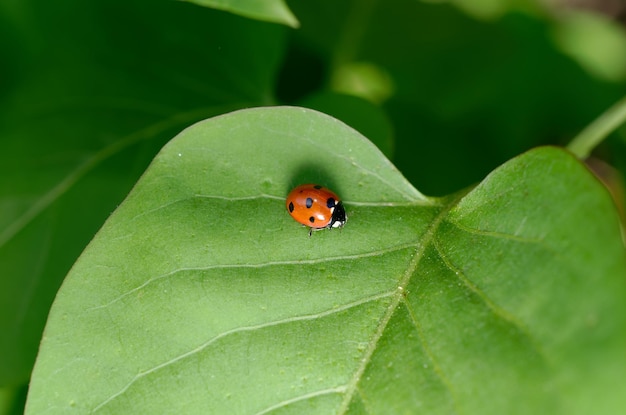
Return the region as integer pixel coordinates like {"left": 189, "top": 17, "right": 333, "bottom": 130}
{"left": 0, "top": 0, "right": 286, "bottom": 386}
{"left": 184, "top": 0, "right": 299, "bottom": 27}
{"left": 26, "top": 107, "right": 626, "bottom": 414}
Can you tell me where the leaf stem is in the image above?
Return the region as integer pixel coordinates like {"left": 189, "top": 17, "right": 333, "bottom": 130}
{"left": 567, "top": 94, "right": 626, "bottom": 159}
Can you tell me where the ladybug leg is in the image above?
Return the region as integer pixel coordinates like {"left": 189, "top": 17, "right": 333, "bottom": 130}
{"left": 309, "top": 227, "right": 313, "bottom": 237}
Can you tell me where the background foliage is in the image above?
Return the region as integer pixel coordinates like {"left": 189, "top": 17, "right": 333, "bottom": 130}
{"left": 1, "top": 0, "right": 626, "bottom": 413}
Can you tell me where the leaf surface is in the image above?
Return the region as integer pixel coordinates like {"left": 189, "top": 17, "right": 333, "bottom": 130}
{"left": 26, "top": 107, "right": 626, "bottom": 414}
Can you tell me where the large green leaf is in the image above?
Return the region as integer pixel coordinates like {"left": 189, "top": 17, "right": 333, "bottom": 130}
{"left": 26, "top": 107, "right": 626, "bottom": 414}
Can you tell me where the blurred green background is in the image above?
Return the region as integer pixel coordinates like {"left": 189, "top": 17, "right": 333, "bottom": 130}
{"left": 1, "top": 0, "right": 626, "bottom": 413}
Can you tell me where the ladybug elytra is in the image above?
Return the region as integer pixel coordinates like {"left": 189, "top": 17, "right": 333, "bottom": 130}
{"left": 286, "top": 184, "right": 347, "bottom": 236}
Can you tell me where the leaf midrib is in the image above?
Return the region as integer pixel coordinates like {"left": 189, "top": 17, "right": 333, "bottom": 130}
{"left": 337, "top": 193, "right": 462, "bottom": 413}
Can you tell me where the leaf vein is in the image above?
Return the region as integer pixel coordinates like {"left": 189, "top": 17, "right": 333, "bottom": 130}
{"left": 90, "top": 291, "right": 395, "bottom": 413}
{"left": 446, "top": 218, "right": 544, "bottom": 244}
{"left": 432, "top": 236, "right": 551, "bottom": 364}
{"left": 124, "top": 193, "right": 284, "bottom": 223}
{"left": 88, "top": 243, "right": 417, "bottom": 311}
{"left": 195, "top": 193, "right": 285, "bottom": 202}
{"left": 126, "top": 194, "right": 431, "bottom": 224}
{"left": 402, "top": 299, "right": 462, "bottom": 414}
{"left": 337, "top": 196, "right": 459, "bottom": 413}
{"left": 252, "top": 386, "right": 347, "bottom": 415}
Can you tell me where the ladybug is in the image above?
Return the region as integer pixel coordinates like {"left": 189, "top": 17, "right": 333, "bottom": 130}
{"left": 286, "top": 184, "right": 347, "bottom": 236}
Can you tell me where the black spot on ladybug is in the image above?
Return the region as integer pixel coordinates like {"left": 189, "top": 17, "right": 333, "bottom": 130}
{"left": 288, "top": 202, "right": 294, "bottom": 213}
{"left": 309, "top": 216, "right": 315, "bottom": 223}
{"left": 326, "top": 198, "right": 336, "bottom": 208}
{"left": 313, "top": 185, "right": 322, "bottom": 189}
{"left": 305, "top": 197, "right": 313, "bottom": 208}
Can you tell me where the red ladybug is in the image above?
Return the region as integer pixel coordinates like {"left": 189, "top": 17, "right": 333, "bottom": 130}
{"left": 286, "top": 184, "right": 347, "bottom": 236}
